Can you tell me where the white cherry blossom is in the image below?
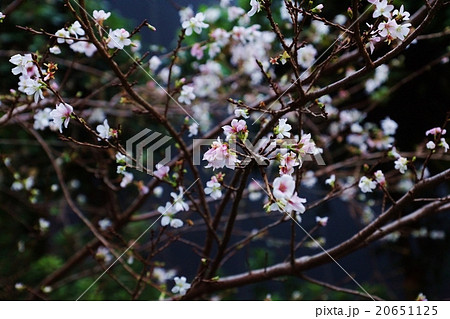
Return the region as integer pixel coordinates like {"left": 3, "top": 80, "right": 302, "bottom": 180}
{"left": 171, "top": 276, "right": 191, "bottom": 296}
{"left": 170, "top": 187, "right": 189, "bottom": 212}
{"left": 359, "top": 176, "right": 377, "bottom": 193}
{"left": 107, "top": 28, "right": 132, "bottom": 49}
{"left": 50, "top": 103, "right": 73, "bottom": 133}
{"left": 181, "top": 12, "right": 209, "bottom": 36}
{"left": 247, "top": 0, "right": 261, "bottom": 17}
{"left": 394, "top": 157, "right": 408, "bottom": 174}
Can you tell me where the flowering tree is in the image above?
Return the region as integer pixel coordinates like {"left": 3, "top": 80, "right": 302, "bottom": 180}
{"left": 1, "top": 0, "right": 449, "bottom": 300}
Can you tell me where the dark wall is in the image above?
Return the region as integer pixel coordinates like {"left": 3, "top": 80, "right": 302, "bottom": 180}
{"left": 106, "top": 0, "right": 217, "bottom": 48}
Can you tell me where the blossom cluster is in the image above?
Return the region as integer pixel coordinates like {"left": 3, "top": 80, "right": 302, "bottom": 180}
{"left": 367, "top": 0, "right": 412, "bottom": 50}
{"left": 157, "top": 187, "right": 189, "bottom": 229}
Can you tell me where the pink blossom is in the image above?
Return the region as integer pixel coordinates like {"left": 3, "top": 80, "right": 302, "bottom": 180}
{"left": 247, "top": 0, "right": 261, "bottom": 17}
{"left": 316, "top": 216, "right": 328, "bottom": 227}
{"left": 222, "top": 119, "right": 248, "bottom": 141}
{"left": 120, "top": 172, "right": 134, "bottom": 188}
{"left": 425, "top": 127, "right": 447, "bottom": 136}
{"left": 50, "top": 103, "right": 73, "bottom": 133}
{"left": 154, "top": 164, "right": 170, "bottom": 179}
{"left": 279, "top": 152, "right": 299, "bottom": 175}
{"left": 368, "top": 36, "right": 381, "bottom": 54}
{"left": 93, "top": 9, "right": 111, "bottom": 24}
{"left": 190, "top": 43, "right": 205, "bottom": 60}
{"left": 286, "top": 194, "right": 307, "bottom": 214}
{"left": 203, "top": 138, "right": 239, "bottom": 170}
{"left": 378, "top": 19, "right": 398, "bottom": 39}
{"left": 272, "top": 175, "right": 296, "bottom": 200}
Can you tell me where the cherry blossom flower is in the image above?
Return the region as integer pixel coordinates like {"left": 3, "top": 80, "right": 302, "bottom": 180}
{"left": 171, "top": 276, "right": 191, "bottom": 296}
{"left": 378, "top": 18, "right": 398, "bottom": 40}
{"left": 18, "top": 78, "right": 44, "bottom": 103}
{"left": 205, "top": 176, "right": 222, "bottom": 200}
{"left": 374, "top": 170, "right": 386, "bottom": 186}
{"left": 368, "top": 35, "right": 381, "bottom": 54}
{"left": 222, "top": 119, "right": 248, "bottom": 141}
{"left": 296, "top": 133, "right": 322, "bottom": 156}
{"left": 234, "top": 108, "right": 249, "bottom": 119}
{"left": 178, "top": 85, "right": 196, "bottom": 105}
{"left": 0, "top": 12, "right": 5, "bottom": 22}
{"left": 9, "top": 53, "right": 33, "bottom": 76}
{"left": 179, "top": 6, "right": 194, "bottom": 23}
{"left": 393, "top": 5, "right": 410, "bottom": 21}
{"left": 170, "top": 187, "right": 189, "bottom": 212}
{"left": 302, "top": 171, "right": 317, "bottom": 188}
{"left": 33, "top": 108, "right": 52, "bottom": 130}
{"left": 107, "top": 28, "right": 132, "bottom": 50}
{"left": 425, "top": 127, "right": 446, "bottom": 136}
{"left": 15, "top": 283, "right": 25, "bottom": 291}
{"left": 158, "top": 202, "right": 183, "bottom": 228}
{"left": 325, "top": 174, "right": 336, "bottom": 187}
{"left": 68, "top": 21, "right": 85, "bottom": 37}
{"left": 211, "top": 28, "right": 230, "bottom": 46}
{"left": 279, "top": 152, "right": 299, "bottom": 175}
{"left": 153, "top": 267, "right": 176, "bottom": 284}
{"left": 247, "top": 0, "right": 261, "bottom": 17}
{"left": 96, "top": 119, "right": 113, "bottom": 140}
{"left": 42, "top": 286, "right": 52, "bottom": 294}
{"left": 55, "top": 28, "right": 73, "bottom": 44}
{"left": 359, "top": 176, "right": 377, "bottom": 193}
{"left": 203, "top": 138, "right": 240, "bottom": 170}
{"left": 297, "top": 44, "right": 317, "bottom": 69}
{"left": 394, "top": 157, "right": 408, "bottom": 174}
{"left": 50, "top": 103, "right": 73, "bottom": 133}
{"left": 95, "top": 246, "right": 113, "bottom": 263}
{"left": 285, "top": 195, "right": 307, "bottom": 214}
{"left": 181, "top": 12, "right": 209, "bottom": 36}
{"left": 313, "top": 4, "right": 324, "bottom": 12}
{"left": 228, "top": 6, "right": 246, "bottom": 22}
{"left": 248, "top": 180, "right": 263, "bottom": 201}
{"left": 381, "top": 117, "right": 398, "bottom": 136}
{"left": 372, "top": 0, "right": 394, "bottom": 19}
{"left": 274, "top": 118, "right": 292, "bottom": 139}
{"left": 272, "top": 175, "right": 296, "bottom": 200}
{"left": 394, "top": 22, "right": 411, "bottom": 41}
{"left": 70, "top": 39, "right": 97, "bottom": 57}
{"left": 39, "top": 218, "right": 50, "bottom": 232}
{"left": 98, "top": 218, "right": 112, "bottom": 230}
{"left": 120, "top": 172, "right": 134, "bottom": 188}
{"left": 49, "top": 46, "right": 61, "bottom": 55}
{"left": 204, "top": 8, "right": 221, "bottom": 23}
{"left": 316, "top": 216, "right": 328, "bottom": 227}
{"left": 154, "top": 164, "right": 170, "bottom": 179}
{"left": 188, "top": 123, "right": 199, "bottom": 137}
{"left": 149, "top": 56, "right": 162, "bottom": 72}
{"left": 426, "top": 141, "right": 436, "bottom": 150}
{"left": 190, "top": 43, "right": 205, "bottom": 59}
{"left": 116, "top": 152, "right": 126, "bottom": 164}
{"left": 116, "top": 165, "right": 126, "bottom": 175}
{"left": 439, "top": 138, "right": 449, "bottom": 152}
{"left": 93, "top": 9, "right": 111, "bottom": 24}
